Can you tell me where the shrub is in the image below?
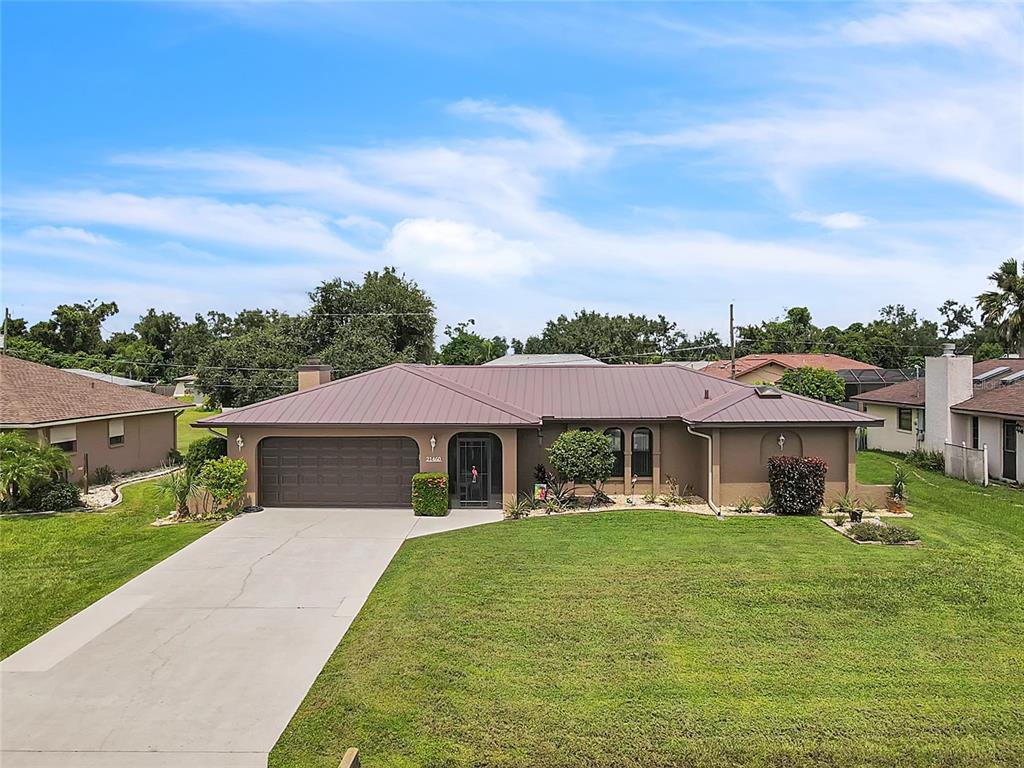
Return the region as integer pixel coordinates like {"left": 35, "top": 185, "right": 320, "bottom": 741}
{"left": 641, "top": 490, "right": 658, "bottom": 505}
{"left": 906, "top": 449, "right": 944, "bottom": 472}
{"left": 166, "top": 449, "right": 184, "bottom": 466}
{"left": 777, "top": 367, "right": 846, "bottom": 404}
{"left": 848, "top": 522, "right": 920, "bottom": 544}
{"left": 412, "top": 472, "right": 449, "bottom": 517}
{"left": 767, "top": 456, "right": 828, "bottom": 516}
{"left": 503, "top": 493, "right": 533, "bottom": 520}
{"left": 27, "top": 480, "right": 81, "bottom": 512}
{"left": 184, "top": 435, "right": 227, "bottom": 474}
{"left": 547, "top": 430, "right": 616, "bottom": 495}
{"left": 828, "top": 493, "right": 858, "bottom": 515}
{"left": 198, "top": 457, "right": 248, "bottom": 515}
{"left": 0, "top": 431, "right": 71, "bottom": 510}
{"left": 757, "top": 494, "right": 775, "bottom": 513}
{"left": 833, "top": 512, "right": 848, "bottom": 526}
{"left": 735, "top": 497, "right": 755, "bottom": 514}
{"left": 92, "top": 465, "right": 116, "bottom": 486}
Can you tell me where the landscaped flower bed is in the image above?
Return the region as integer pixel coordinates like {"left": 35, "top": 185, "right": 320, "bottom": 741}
{"left": 823, "top": 516, "right": 921, "bottom": 545}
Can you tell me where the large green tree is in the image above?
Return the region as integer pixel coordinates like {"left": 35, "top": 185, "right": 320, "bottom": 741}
{"left": 305, "top": 268, "right": 436, "bottom": 363}
{"left": 518, "top": 310, "right": 719, "bottom": 362}
{"left": 438, "top": 320, "right": 508, "bottom": 365}
{"left": 777, "top": 367, "right": 846, "bottom": 404}
{"left": 27, "top": 300, "right": 118, "bottom": 354}
{"left": 977, "top": 259, "right": 1024, "bottom": 357}
{"left": 133, "top": 309, "right": 182, "bottom": 354}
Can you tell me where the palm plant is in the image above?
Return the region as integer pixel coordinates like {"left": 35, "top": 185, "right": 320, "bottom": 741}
{"left": 977, "top": 259, "right": 1024, "bottom": 356}
{"left": 0, "top": 431, "right": 71, "bottom": 510}
{"left": 156, "top": 468, "right": 201, "bottom": 518}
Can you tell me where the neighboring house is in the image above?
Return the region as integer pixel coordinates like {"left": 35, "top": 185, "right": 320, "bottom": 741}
{"left": 701, "top": 354, "right": 879, "bottom": 384}
{"left": 482, "top": 353, "right": 605, "bottom": 366}
{"left": 852, "top": 348, "right": 1024, "bottom": 483}
{"left": 66, "top": 368, "right": 155, "bottom": 390}
{"left": 1, "top": 356, "right": 184, "bottom": 482}
{"left": 837, "top": 368, "right": 918, "bottom": 405}
{"left": 197, "top": 361, "right": 879, "bottom": 511}
{"left": 172, "top": 374, "right": 208, "bottom": 404}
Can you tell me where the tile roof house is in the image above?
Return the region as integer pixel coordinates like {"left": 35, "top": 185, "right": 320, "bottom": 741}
{"left": 852, "top": 349, "right": 1024, "bottom": 482}
{"left": 198, "top": 361, "right": 879, "bottom": 511}
{"left": 701, "top": 353, "right": 879, "bottom": 384}
{"left": 1, "top": 356, "right": 183, "bottom": 482}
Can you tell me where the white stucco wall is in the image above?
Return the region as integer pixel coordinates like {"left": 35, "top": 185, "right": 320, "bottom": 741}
{"left": 951, "top": 412, "right": 1022, "bottom": 481}
{"left": 862, "top": 403, "right": 923, "bottom": 454}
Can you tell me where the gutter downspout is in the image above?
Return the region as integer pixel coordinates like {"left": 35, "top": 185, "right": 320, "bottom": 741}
{"left": 687, "top": 425, "right": 719, "bottom": 516}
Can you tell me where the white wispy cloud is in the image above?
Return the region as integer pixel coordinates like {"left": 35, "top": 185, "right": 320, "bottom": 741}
{"left": 839, "top": 3, "right": 1024, "bottom": 60}
{"left": 793, "top": 211, "right": 872, "bottom": 230}
{"left": 6, "top": 191, "right": 362, "bottom": 258}
{"left": 24, "top": 225, "right": 117, "bottom": 246}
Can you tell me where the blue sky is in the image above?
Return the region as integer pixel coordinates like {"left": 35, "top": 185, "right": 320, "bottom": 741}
{"left": 2, "top": 2, "right": 1022, "bottom": 342}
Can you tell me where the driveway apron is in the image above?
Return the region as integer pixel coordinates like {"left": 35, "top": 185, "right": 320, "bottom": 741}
{"left": 0, "top": 507, "right": 501, "bottom": 767}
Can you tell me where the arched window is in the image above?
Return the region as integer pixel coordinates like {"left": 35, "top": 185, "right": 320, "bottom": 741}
{"left": 604, "top": 428, "right": 624, "bottom": 477}
{"left": 632, "top": 427, "right": 653, "bottom": 477}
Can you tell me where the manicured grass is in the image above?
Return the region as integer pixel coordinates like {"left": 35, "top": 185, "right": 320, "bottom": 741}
{"left": 0, "top": 480, "right": 218, "bottom": 660}
{"left": 272, "top": 451, "right": 1024, "bottom": 767}
{"left": 176, "top": 406, "right": 221, "bottom": 453}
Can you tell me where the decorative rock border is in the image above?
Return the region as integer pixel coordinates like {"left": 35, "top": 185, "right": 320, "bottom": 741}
{"left": 821, "top": 518, "right": 922, "bottom": 546}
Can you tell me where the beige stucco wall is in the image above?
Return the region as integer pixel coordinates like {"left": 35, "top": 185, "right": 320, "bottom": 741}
{"left": 861, "top": 403, "right": 922, "bottom": 454}
{"left": 227, "top": 425, "right": 520, "bottom": 508}
{"left": 714, "top": 426, "right": 857, "bottom": 506}
{"left": 34, "top": 412, "right": 177, "bottom": 483}
{"left": 735, "top": 363, "right": 789, "bottom": 384}
{"left": 516, "top": 421, "right": 707, "bottom": 499}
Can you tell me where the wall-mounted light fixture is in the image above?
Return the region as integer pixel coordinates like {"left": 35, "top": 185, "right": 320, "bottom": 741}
{"left": 778, "top": 434, "right": 786, "bottom": 451}
{"left": 236, "top": 435, "right": 245, "bottom": 451}
{"left": 429, "top": 435, "right": 437, "bottom": 451}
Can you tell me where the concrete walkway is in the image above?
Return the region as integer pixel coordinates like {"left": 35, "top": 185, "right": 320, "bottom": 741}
{"left": 0, "top": 507, "right": 502, "bottom": 767}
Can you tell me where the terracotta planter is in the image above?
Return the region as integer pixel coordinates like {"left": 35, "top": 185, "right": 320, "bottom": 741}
{"left": 886, "top": 497, "right": 906, "bottom": 514}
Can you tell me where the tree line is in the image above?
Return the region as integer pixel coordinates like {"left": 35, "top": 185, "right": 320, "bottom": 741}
{"left": 5, "top": 260, "right": 1023, "bottom": 408}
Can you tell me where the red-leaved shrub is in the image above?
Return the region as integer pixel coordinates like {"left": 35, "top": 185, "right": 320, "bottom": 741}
{"left": 767, "top": 456, "right": 828, "bottom": 515}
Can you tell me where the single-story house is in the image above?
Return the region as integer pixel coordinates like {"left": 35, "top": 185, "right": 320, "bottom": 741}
{"left": 196, "top": 361, "right": 880, "bottom": 511}
{"left": 701, "top": 353, "right": 879, "bottom": 384}
{"left": 66, "top": 368, "right": 155, "bottom": 390}
{"left": 172, "top": 374, "right": 207, "bottom": 404}
{"left": 482, "top": 353, "right": 605, "bottom": 366}
{"left": 1, "top": 356, "right": 185, "bottom": 482}
{"left": 853, "top": 348, "right": 1024, "bottom": 482}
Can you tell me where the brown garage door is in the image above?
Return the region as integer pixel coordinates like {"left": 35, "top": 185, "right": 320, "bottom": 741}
{"left": 258, "top": 437, "right": 420, "bottom": 507}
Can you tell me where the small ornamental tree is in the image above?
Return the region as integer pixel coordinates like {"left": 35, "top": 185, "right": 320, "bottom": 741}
{"left": 547, "top": 430, "right": 616, "bottom": 495}
{"left": 777, "top": 366, "right": 846, "bottom": 404}
{"left": 184, "top": 435, "right": 227, "bottom": 474}
{"left": 412, "top": 472, "right": 449, "bottom": 516}
{"left": 767, "top": 456, "right": 828, "bottom": 515}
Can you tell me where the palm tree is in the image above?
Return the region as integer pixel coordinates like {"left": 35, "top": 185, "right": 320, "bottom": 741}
{"left": 978, "top": 259, "right": 1024, "bottom": 357}
{"left": 156, "top": 467, "right": 201, "bottom": 518}
{"left": 0, "top": 431, "right": 71, "bottom": 509}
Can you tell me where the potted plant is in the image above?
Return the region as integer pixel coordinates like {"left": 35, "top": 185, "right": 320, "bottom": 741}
{"left": 886, "top": 465, "right": 909, "bottom": 514}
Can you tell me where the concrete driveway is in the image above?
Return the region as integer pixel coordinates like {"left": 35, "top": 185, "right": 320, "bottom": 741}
{"left": 0, "top": 507, "right": 502, "bottom": 767}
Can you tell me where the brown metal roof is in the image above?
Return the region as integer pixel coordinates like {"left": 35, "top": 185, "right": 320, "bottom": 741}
{"left": 199, "top": 363, "right": 876, "bottom": 428}
{"left": 1, "top": 356, "right": 184, "bottom": 427}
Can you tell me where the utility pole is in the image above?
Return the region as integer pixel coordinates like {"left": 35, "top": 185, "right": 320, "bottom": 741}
{"left": 1, "top": 308, "right": 9, "bottom": 354}
{"left": 729, "top": 303, "right": 736, "bottom": 380}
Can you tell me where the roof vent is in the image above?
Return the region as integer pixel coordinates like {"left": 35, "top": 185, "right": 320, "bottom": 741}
{"left": 942, "top": 342, "right": 956, "bottom": 357}
{"left": 704, "top": 388, "right": 710, "bottom": 400}
{"left": 755, "top": 385, "right": 783, "bottom": 398}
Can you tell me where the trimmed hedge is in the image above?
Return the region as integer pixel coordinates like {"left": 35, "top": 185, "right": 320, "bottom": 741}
{"left": 28, "top": 480, "right": 81, "bottom": 512}
{"left": 767, "top": 456, "right": 828, "bottom": 515}
{"left": 184, "top": 435, "right": 227, "bottom": 474}
{"left": 412, "top": 473, "right": 449, "bottom": 517}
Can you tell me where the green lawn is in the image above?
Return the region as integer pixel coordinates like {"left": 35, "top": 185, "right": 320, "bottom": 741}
{"left": 272, "top": 451, "right": 1024, "bottom": 768}
{"left": 177, "top": 406, "right": 221, "bottom": 453}
{"left": 0, "top": 481, "right": 218, "bottom": 660}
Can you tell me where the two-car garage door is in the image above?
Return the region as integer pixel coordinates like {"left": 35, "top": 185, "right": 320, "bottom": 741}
{"left": 258, "top": 437, "right": 420, "bottom": 507}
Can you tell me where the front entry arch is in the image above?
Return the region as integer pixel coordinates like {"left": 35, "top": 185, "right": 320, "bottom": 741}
{"left": 448, "top": 432, "right": 503, "bottom": 508}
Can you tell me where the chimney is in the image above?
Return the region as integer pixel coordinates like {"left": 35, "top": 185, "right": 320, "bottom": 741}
{"left": 924, "top": 349, "right": 973, "bottom": 452}
{"left": 297, "top": 359, "right": 332, "bottom": 391}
